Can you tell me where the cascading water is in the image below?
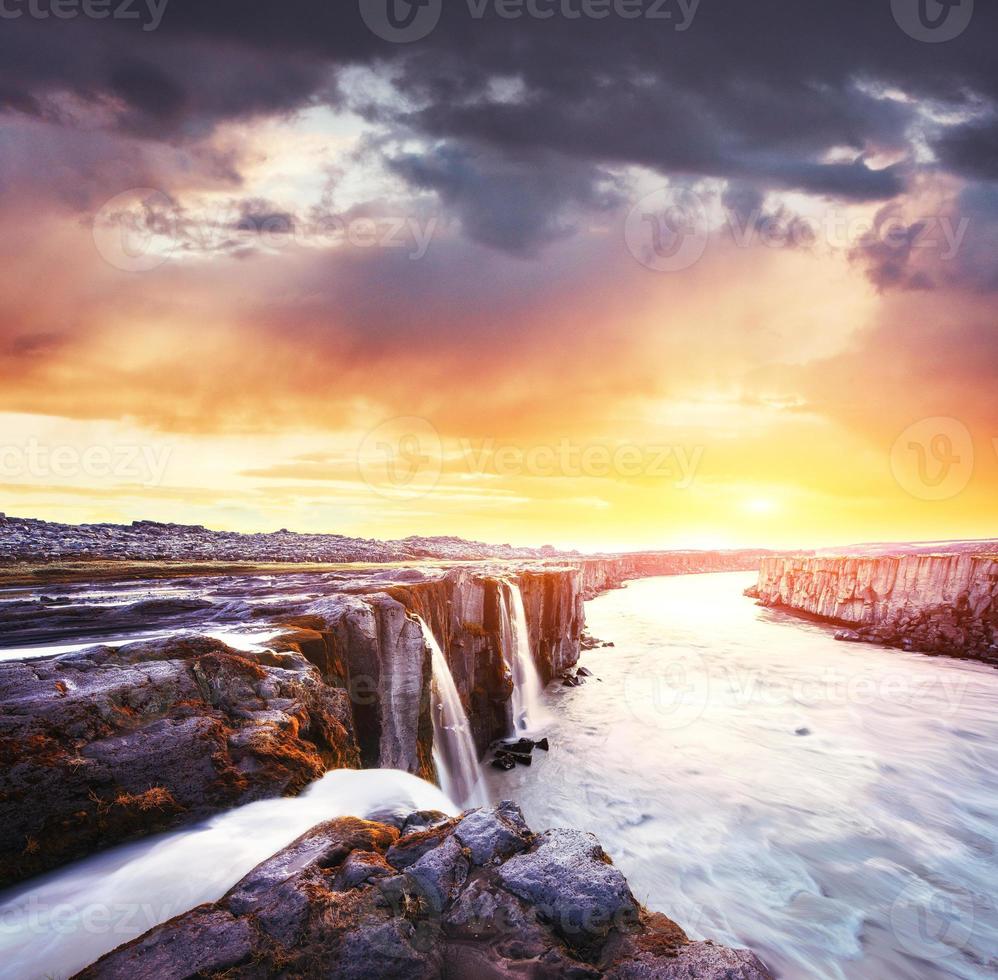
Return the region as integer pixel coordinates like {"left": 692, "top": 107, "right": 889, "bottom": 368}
{"left": 501, "top": 579, "right": 549, "bottom": 735}
{"left": 0, "top": 769, "right": 456, "bottom": 980}
{"left": 420, "top": 619, "right": 489, "bottom": 809}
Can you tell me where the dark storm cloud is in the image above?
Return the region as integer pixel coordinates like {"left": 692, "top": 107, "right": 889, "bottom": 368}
{"left": 0, "top": 0, "right": 996, "bottom": 250}
{"left": 934, "top": 121, "right": 998, "bottom": 182}
{"left": 386, "top": 144, "right": 623, "bottom": 252}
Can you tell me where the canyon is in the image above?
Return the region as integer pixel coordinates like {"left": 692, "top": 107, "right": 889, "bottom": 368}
{"left": 0, "top": 548, "right": 777, "bottom": 977}
{"left": 0, "top": 550, "right": 761, "bottom": 888}
{"left": 747, "top": 553, "right": 998, "bottom": 664}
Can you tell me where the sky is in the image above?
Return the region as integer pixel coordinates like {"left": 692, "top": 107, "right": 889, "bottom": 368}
{"left": 0, "top": 0, "right": 996, "bottom": 551}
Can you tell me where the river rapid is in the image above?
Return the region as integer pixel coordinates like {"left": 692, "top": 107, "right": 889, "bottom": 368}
{"left": 484, "top": 571, "right": 998, "bottom": 979}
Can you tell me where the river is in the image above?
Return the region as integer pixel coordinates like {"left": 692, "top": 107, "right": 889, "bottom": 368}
{"left": 483, "top": 571, "right": 998, "bottom": 978}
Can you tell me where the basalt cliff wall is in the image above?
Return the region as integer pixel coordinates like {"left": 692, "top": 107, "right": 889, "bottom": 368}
{"left": 1, "top": 553, "right": 760, "bottom": 887}
{"left": 747, "top": 554, "right": 998, "bottom": 663}
{"left": 574, "top": 550, "right": 765, "bottom": 599}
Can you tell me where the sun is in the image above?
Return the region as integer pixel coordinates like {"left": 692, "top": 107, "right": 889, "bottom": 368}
{"left": 744, "top": 497, "right": 778, "bottom": 515}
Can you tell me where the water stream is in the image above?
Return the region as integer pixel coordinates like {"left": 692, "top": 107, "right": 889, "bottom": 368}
{"left": 483, "top": 571, "right": 998, "bottom": 979}
{"left": 501, "top": 579, "right": 550, "bottom": 736}
{"left": 0, "top": 769, "right": 456, "bottom": 980}
{"left": 421, "top": 618, "right": 489, "bottom": 809}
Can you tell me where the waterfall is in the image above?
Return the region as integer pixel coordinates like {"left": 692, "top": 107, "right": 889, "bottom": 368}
{"left": 0, "top": 769, "right": 456, "bottom": 980}
{"left": 501, "top": 579, "right": 550, "bottom": 736}
{"left": 420, "top": 619, "right": 488, "bottom": 809}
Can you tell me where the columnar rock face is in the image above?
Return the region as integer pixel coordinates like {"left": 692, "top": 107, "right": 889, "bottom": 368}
{"left": 748, "top": 555, "right": 998, "bottom": 662}
{"left": 384, "top": 567, "right": 587, "bottom": 749}
{"left": 298, "top": 594, "right": 435, "bottom": 781}
{"left": 75, "top": 802, "right": 772, "bottom": 980}
{"left": 385, "top": 571, "right": 514, "bottom": 754}
{"left": 0, "top": 636, "right": 360, "bottom": 886}
{"left": 518, "top": 568, "right": 585, "bottom": 682}
{"left": 575, "top": 551, "right": 766, "bottom": 599}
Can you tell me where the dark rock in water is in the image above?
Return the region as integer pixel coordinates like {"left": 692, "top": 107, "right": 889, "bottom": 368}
{"left": 576, "top": 666, "right": 593, "bottom": 677}
{"left": 0, "top": 634, "right": 360, "bottom": 887}
{"left": 535, "top": 737, "right": 550, "bottom": 751}
{"left": 74, "top": 803, "right": 773, "bottom": 980}
{"left": 508, "top": 751, "right": 532, "bottom": 767}
{"left": 499, "top": 737, "right": 535, "bottom": 754}
{"left": 491, "top": 753, "right": 516, "bottom": 771}
{"left": 834, "top": 629, "right": 861, "bottom": 642}
{"left": 794, "top": 727, "right": 811, "bottom": 737}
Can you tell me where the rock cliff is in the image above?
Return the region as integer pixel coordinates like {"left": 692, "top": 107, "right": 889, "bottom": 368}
{"left": 747, "top": 554, "right": 998, "bottom": 663}
{"left": 0, "top": 635, "right": 359, "bottom": 886}
{"left": 75, "top": 802, "right": 772, "bottom": 980}
{"left": 1, "top": 553, "right": 764, "bottom": 888}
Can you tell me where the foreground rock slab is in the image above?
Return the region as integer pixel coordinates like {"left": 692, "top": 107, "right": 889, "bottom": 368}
{"left": 76, "top": 801, "right": 772, "bottom": 979}
{"left": 0, "top": 635, "right": 359, "bottom": 885}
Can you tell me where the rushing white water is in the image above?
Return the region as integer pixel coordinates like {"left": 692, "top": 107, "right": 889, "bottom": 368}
{"left": 0, "top": 769, "right": 455, "bottom": 980}
{"left": 484, "top": 571, "right": 998, "bottom": 980}
{"left": 501, "top": 579, "right": 550, "bottom": 736}
{"left": 421, "top": 619, "right": 489, "bottom": 809}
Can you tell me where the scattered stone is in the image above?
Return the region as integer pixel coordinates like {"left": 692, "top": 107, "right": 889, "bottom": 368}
{"left": 794, "top": 727, "right": 811, "bottom": 737}
{"left": 535, "top": 737, "right": 550, "bottom": 751}
{"left": 491, "top": 753, "right": 516, "bottom": 771}
{"left": 577, "top": 666, "right": 593, "bottom": 677}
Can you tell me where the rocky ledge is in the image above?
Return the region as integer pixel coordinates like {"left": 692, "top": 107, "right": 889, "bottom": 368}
{"left": 747, "top": 554, "right": 998, "bottom": 664}
{"left": 0, "top": 635, "right": 359, "bottom": 886}
{"left": 76, "top": 801, "right": 771, "bottom": 980}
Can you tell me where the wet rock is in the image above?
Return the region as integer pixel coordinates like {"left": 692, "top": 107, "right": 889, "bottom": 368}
{"left": 576, "top": 666, "right": 593, "bottom": 677}
{"left": 75, "top": 804, "right": 772, "bottom": 980}
{"left": 0, "top": 635, "right": 360, "bottom": 886}
{"left": 454, "top": 799, "right": 532, "bottom": 865}
{"left": 491, "top": 753, "right": 516, "bottom": 771}
{"left": 535, "top": 737, "right": 550, "bottom": 751}
{"left": 499, "top": 737, "right": 536, "bottom": 754}
{"left": 497, "top": 828, "right": 638, "bottom": 952}
{"left": 77, "top": 908, "right": 255, "bottom": 980}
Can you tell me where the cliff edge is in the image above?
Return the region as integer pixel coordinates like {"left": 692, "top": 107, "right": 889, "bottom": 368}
{"left": 747, "top": 554, "right": 998, "bottom": 664}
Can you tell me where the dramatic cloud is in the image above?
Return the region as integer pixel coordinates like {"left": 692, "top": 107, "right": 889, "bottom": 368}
{"left": 0, "top": 0, "right": 995, "bottom": 546}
